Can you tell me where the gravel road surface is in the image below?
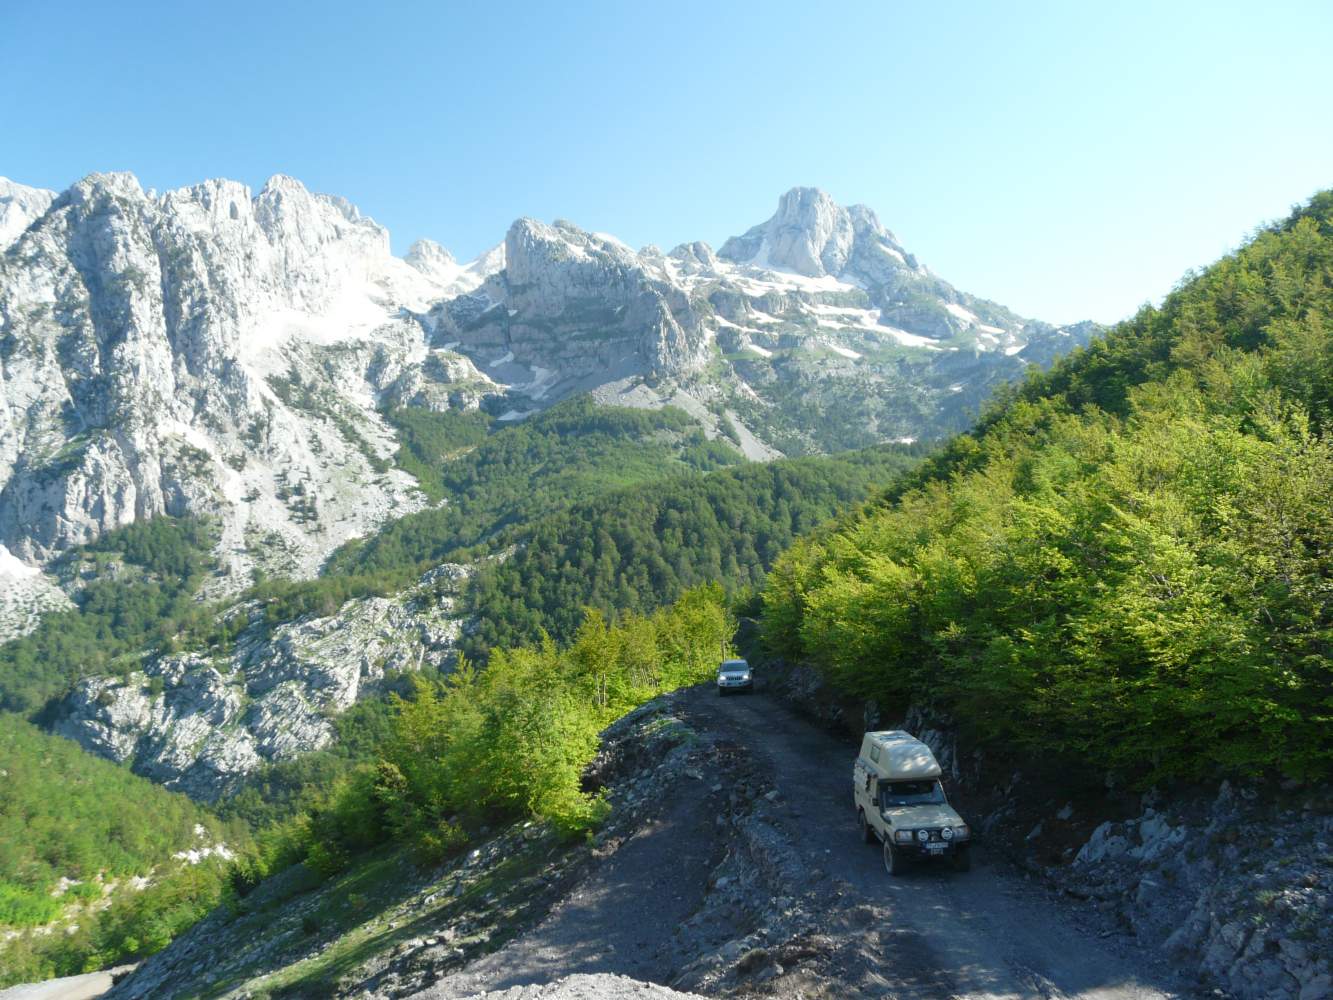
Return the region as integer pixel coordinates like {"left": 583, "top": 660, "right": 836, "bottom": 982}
{"left": 416, "top": 687, "right": 1184, "bottom": 999}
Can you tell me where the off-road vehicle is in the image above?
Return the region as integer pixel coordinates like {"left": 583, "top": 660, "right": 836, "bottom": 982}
{"left": 852, "top": 730, "right": 971, "bottom": 874}
{"left": 716, "top": 658, "right": 753, "bottom": 695}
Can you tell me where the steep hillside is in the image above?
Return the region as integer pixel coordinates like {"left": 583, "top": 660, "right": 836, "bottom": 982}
{"left": 0, "top": 715, "right": 245, "bottom": 987}
{"left": 761, "top": 190, "right": 1333, "bottom": 784}
{"left": 0, "top": 172, "right": 479, "bottom": 587}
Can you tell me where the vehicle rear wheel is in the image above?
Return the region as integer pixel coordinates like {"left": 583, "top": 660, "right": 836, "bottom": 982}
{"left": 858, "top": 809, "right": 876, "bottom": 844}
{"left": 883, "top": 839, "right": 906, "bottom": 876}
{"left": 952, "top": 844, "right": 972, "bottom": 872}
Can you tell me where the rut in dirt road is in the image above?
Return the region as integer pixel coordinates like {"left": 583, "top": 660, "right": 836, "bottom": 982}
{"left": 413, "top": 686, "right": 1184, "bottom": 1000}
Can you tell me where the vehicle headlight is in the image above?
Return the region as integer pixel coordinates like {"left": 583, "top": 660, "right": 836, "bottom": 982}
{"left": 894, "top": 830, "right": 913, "bottom": 844}
{"left": 916, "top": 829, "right": 930, "bottom": 843}
{"left": 940, "top": 826, "right": 954, "bottom": 840}
{"left": 953, "top": 825, "right": 970, "bottom": 840}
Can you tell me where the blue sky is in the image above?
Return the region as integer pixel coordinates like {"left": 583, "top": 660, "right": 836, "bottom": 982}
{"left": 4, "top": 0, "right": 1330, "bottom": 323}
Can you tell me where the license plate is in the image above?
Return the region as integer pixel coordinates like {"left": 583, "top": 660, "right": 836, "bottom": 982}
{"left": 927, "top": 843, "right": 947, "bottom": 854}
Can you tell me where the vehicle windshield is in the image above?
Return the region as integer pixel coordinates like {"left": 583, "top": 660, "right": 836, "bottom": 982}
{"left": 879, "top": 780, "right": 945, "bottom": 807}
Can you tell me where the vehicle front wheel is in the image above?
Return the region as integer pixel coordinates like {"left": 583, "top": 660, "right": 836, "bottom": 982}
{"left": 952, "top": 845, "right": 972, "bottom": 872}
{"left": 858, "top": 809, "right": 876, "bottom": 844}
{"left": 717, "top": 688, "right": 726, "bottom": 697}
{"left": 883, "top": 839, "right": 907, "bottom": 876}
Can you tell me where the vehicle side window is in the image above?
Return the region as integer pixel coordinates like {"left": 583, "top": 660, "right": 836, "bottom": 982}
{"left": 869, "top": 744, "right": 880, "bottom": 763}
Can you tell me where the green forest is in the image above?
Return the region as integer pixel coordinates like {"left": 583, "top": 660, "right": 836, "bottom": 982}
{"left": 0, "top": 716, "right": 252, "bottom": 984}
{"left": 762, "top": 192, "right": 1333, "bottom": 784}
{"left": 0, "top": 518, "right": 218, "bottom": 715}
{"left": 329, "top": 396, "right": 745, "bottom": 582}
{"left": 461, "top": 444, "right": 920, "bottom": 652}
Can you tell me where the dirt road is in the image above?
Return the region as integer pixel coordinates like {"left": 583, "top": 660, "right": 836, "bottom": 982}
{"left": 416, "top": 687, "right": 1185, "bottom": 999}
{"left": 0, "top": 967, "right": 134, "bottom": 1000}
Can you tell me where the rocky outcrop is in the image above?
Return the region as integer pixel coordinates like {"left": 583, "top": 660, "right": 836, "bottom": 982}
{"left": 461, "top": 977, "right": 705, "bottom": 999}
{"left": 431, "top": 218, "right": 711, "bottom": 397}
{"left": 54, "top": 564, "right": 471, "bottom": 799}
{"left": 0, "top": 172, "right": 497, "bottom": 584}
{"left": 0, "top": 542, "right": 72, "bottom": 641}
{"left": 1063, "top": 783, "right": 1333, "bottom": 1000}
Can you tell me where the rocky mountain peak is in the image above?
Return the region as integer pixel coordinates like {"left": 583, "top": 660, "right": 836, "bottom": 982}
{"left": 0, "top": 170, "right": 435, "bottom": 581}
{"left": 0, "top": 177, "right": 56, "bottom": 250}
{"left": 253, "top": 174, "right": 391, "bottom": 270}
{"left": 719, "top": 186, "right": 851, "bottom": 277}
{"left": 719, "top": 186, "right": 915, "bottom": 281}
{"left": 405, "top": 237, "right": 457, "bottom": 276}
{"left": 669, "top": 240, "right": 718, "bottom": 271}
{"left": 504, "top": 216, "right": 645, "bottom": 287}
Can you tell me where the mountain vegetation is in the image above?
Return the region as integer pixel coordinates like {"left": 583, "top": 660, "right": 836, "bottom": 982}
{"left": 331, "top": 397, "right": 744, "bottom": 579}
{"left": 278, "top": 585, "right": 734, "bottom": 879}
{"left": 762, "top": 192, "right": 1333, "bottom": 784}
{"left": 0, "top": 716, "right": 248, "bottom": 985}
{"left": 0, "top": 518, "right": 217, "bottom": 715}
{"left": 461, "top": 444, "right": 922, "bottom": 653}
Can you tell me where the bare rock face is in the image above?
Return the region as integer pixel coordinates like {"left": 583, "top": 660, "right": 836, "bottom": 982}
{"left": 1064, "top": 785, "right": 1333, "bottom": 1000}
{"left": 721, "top": 186, "right": 860, "bottom": 277}
{"left": 0, "top": 542, "right": 72, "bottom": 641}
{"left": 432, "top": 217, "right": 711, "bottom": 400}
{"left": 0, "top": 172, "right": 496, "bottom": 585}
{"left": 54, "top": 566, "right": 470, "bottom": 799}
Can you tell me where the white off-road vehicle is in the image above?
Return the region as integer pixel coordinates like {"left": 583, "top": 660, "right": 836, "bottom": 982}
{"left": 852, "top": 730, "right": 971, "bottom": 874}
{"left": 716, "top": 658, "right": 753, "bottom": 696}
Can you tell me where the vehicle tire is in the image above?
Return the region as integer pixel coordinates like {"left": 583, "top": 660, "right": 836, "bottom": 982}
{"left": 717, "top": 688, "right": 726, "bottom": 697}
{"left": 858, "top": 809, "right": 876, "bottom": 844}
{"left": 883, "top": 839, "right": 906, "bottom": 876}
{"left": 952, "top": 845, "right": 972, "bottom": 872}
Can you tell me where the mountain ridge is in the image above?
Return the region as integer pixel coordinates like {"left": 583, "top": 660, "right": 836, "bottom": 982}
{"left": 0, "top": 171, "right": 1095, "bottom": 604}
